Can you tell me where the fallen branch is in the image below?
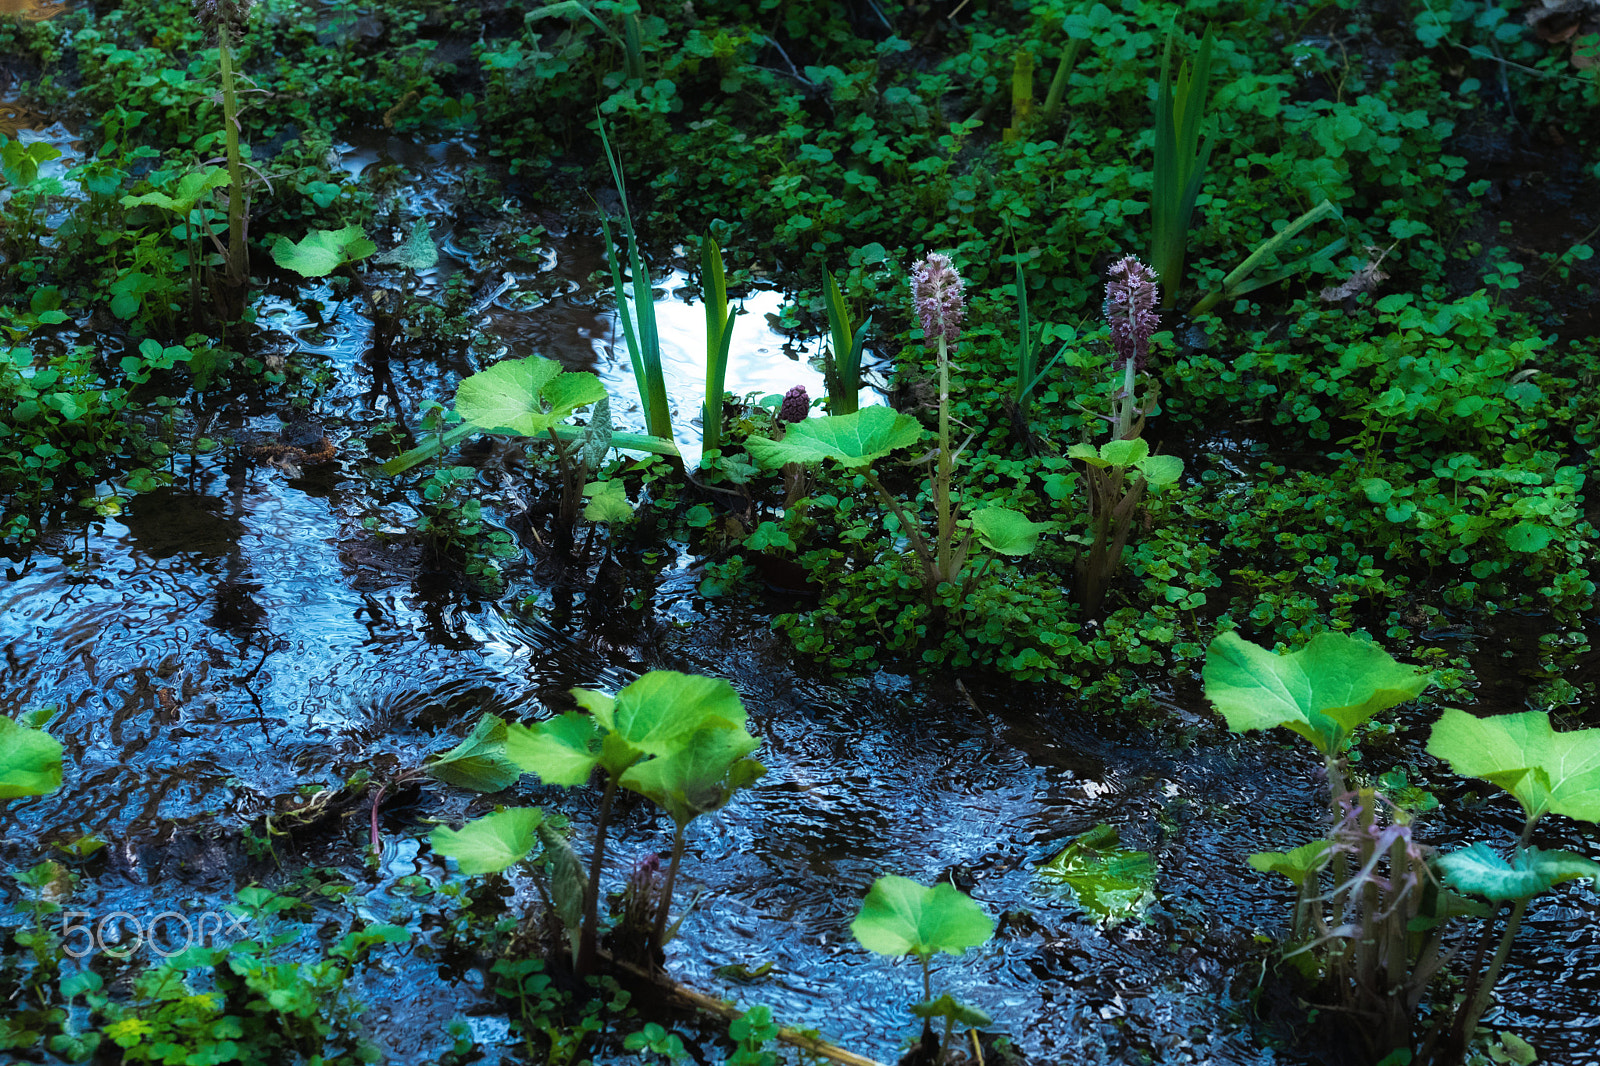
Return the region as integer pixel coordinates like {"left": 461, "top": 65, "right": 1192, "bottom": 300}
{"left": 605, "top": 954, "right": 889, "bottom": 1066}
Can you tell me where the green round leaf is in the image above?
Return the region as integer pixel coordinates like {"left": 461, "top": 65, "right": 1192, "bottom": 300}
{"left": 850, "top": 875, "right": 994, "bottom": 960}
{"left": 969, "top": 506, "right": 1050, "bottom": 556}
{"left": 1427, "top": 709, "right": 1600, "bottom": 825}
{"left": 745, "top": 407, "right": 924, "bottom": 469}
{"left": 0, "top": 717, "right": 64, "bottom": 799}
{"left": 1134, "top": 453, "right": 1183, "bottom": 487}
{"left": 426, "top": 714, "right": 520, "bottom": 793}
{"left": 1438, "top": 844, "right": 1600, "bottom": 902}
{"left": 1504, "top": 522, "right": 1555, "bottom": 553}
{"left": 1203, "top": 631, "right": 1429, "bottom": 757}
{"left": 1099, "top": 437, "right": 1149, "bottom": 468}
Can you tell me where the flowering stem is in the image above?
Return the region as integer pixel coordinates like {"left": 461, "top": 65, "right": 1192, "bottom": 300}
{"left": 935, "top": 333, "right": 954, "bottom": 585}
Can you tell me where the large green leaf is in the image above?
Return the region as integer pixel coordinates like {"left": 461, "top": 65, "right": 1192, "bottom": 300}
{"left": 1427, "top": 709, "right": 1600, "bottom": 825}
{"left": 120, "top": 167, "right": 230, "bottom": 214}
{"left": 270, "top": 224, "right": 377, "bottom": 278}
{"left": 430, "top": 807, "right": 544, "bottom": 875}
{"left": 620, "top": 721, "right": 765, "bottom": 830}
{"left": 1437, "top": 844, "right": 1600, "bottom": 902}
{"left": 426, "top": 715, "right": 521, "bottom": 792}
{"left": 745, "top": 407, "right": 924, "bottom": 470}
{"left": 454, "top": 356, "right": 606, "bottom": 436}
{"left": 970, "top": 506, "right": 1050, "bottom": 557}
{"left": 1136, "top": 453, "right": 1183, "bottom": 487}
{"left": 588, "top": 671, "right": 747, "bottom": 777}
{"left": 1203, "top": 631, "right": 1430, "bottom": 757}
{"left": 0, "top": 717, "right": 64, "bottom": 799}
{"left": 505, "top": 712, "right": 603, "bottom": 786}
{"left": 850, "top": 875, "right": 994, "bottom": 960}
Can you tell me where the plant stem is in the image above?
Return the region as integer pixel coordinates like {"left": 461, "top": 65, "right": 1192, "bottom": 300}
{"left": 1456, "top": 895, "right": 1531, "bottom": 1050}
{"left": 935, "top": 334, "right": 954, "bottom": 586}
{"left": 652, "top": 825, "right": 686, "bottom": 956}
{"left": 218, "top": 39, "right": 249, "bottom": 291}
{"left": 577, "top": 773, "right": 622, "bottom": 977}
{"left": 863, "top": 468, "right": 938, "bottom": 594}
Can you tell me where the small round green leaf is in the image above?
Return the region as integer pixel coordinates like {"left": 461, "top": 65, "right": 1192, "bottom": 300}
{"left": 850, "top": 875, "right": 994, "bottom": 960}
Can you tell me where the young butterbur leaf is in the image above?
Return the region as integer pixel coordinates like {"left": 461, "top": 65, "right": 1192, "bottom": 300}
{"left": 374, "top": 218, "right": 439, "bottom": 271}
{"left": 454, "top": 356, "right": 606, "bottom": 435}
{"left": 1247, "top": 839, "right": 1336, "bottom": 884}
{"left": 431, "top": 808, "right": 545, "bottom": 875}
{"left": 619, "top": 720, "right": 766, "bottom": 830}
{"left": 1038, "top": 823, "right": 1157, "bottom": 922}
{"left": 1437, "top": 843, "right": 1600, "bottom": 902}
{"left": 1203, "top": 631, "right": 1430, "bottom": 758}
{"left": 746, "top": 407, "right": 924, "bottom": 469}
{"left": 969, "top": 507, "right": 1051, "bottom": 557}
{"left": 910, "top": 994, "right": 993, "bottom": 1028}
{"left": 270, "top": 224, "right": 377, "bottom": 278}
{"left": 850, "top": 875, "right": 994, "bottom": 959}
{"left": 0, "top": 717, "right": 64, "bottom": 799}
{"left": 505, "top": 711, "right": 604, "bottom": 787}
{"left": 1427, "top": 709, "right": 1600, "bottom": 825}
{"left": 426, "top": 714, "right": 521, "bottom": 792}
{"left": 582, "top": 479, "right": 634, "bottom": 524}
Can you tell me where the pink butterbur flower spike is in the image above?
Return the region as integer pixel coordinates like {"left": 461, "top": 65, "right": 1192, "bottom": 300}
{"left": 1103, "top": 255, "right": 1160, "bottom": 439}
{"left": 911, "top": 253, "right": 966, "bottom": 346}
{"left": 909, "top": 252, "right": 968, "bottom": 584}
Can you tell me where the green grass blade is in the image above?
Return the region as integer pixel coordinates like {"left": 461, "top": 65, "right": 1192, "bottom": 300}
{"left": 823, "top": 269, "right": 858, "bottom": 414}
{"left": 701, "top": 231, "right": 733, "bottom": 456}
{"left": 597, "top": 116, "right": 670, "bottom": 441}
{"left": 1013, "top": 258, "right": 1035, "bottom": 408}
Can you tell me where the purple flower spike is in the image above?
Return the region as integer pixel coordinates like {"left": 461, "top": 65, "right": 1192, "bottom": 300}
{"left": 1104, "top": 255, "right": 1161, "bottom": 372}
{"left": 777, "top": 385, "right": 810, "bottom": 424}
{"left": 911, "top": 253, "right": 965, "bottom": 346}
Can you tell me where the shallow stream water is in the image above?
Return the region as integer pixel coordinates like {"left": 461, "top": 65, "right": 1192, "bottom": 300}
{"left": 3, "top": 128, "right": 1598, "bottom": 1066}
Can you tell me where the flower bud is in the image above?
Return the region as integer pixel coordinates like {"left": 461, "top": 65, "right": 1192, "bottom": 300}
{"left": 777, "top": 385, "right": 809, "bottom": 424}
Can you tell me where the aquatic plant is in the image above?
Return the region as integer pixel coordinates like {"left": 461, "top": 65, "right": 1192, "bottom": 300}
{"left": 0, "top": 714, "right": 64, "bottom": 800}
{"left": 194, "top": 0, "right": 254, "bottom": 316}
{"left": 850, "top": 875, "right": 994, "bottom": 1061}
{"left": 1149, "top": 23, "right": 1214, "bottom": 307}
{"left": 1207, "top": 632, "right": 1600, "bottom": 1062}
{"left": 1073, "top": 256, "right": 1182, "bottom": 617}
{"left": 820, "top": 268, "right": 871, "bottom": 416}
{"left": 430, "top": 672, "right": 762, "bottom": 977}
{"left": 1422, "top": 710, "right": 1600, "bottom": 1063}
{"left": 700, "top": 230, "right": 738, "bottom": 460}
{"left": 597, "top": 117, "right": 671, "bottom": 443}
{"left": 747, "top": 407, "right": 1047, "bottom": 609}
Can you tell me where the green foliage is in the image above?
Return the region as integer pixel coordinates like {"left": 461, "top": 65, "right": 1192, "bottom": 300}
{"left": 1037, "top": 823, "right": 1157, "bottom": 923}
{"left": 426, "top": 714, "right": 521, "bottom": 793}
{"left": 850, "top": 876, "right": 994, "bottom": 962}
{"left": 1202, "top": 631, "right": 1431, "bottom": 759}
{"left": 1436, "top": 844, "right": 1600, "bottom": 903}
{"left": 745, "top": 407, "right": 923, "bottom": 469}
{"left": 700, "top": 230, "right": 737, "bottom": 459}
{"left": 1150, "top": 24, "right": 1215, "bottom": 306}
{"left": 431, "top": 808, "right": 547, "bottom": 875}
{"left": 1426, "top": 709, "right": 1600, "bottom": 826}
{"left": 0, "top": 716, "right": 64, "bottom": 799}
{"left": 269, "top": 225, "right": 378, "bottom": 279}
{"left": 820, "top": 268, "right": 871, "bottom": 416}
